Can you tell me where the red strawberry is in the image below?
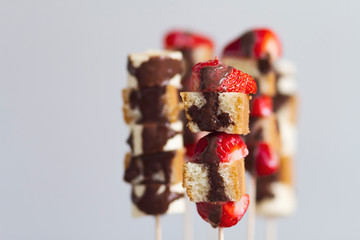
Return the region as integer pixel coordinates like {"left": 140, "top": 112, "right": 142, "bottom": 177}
{"left": 185, "top": 143, "right": 196, "bottom": 158}
{"left": 196, "top": 194, "right": 250, "bottom": 228}
{"left": 251, "top": 95, "right": 273, "bottom": 117}
{"left": 192, "top": 132, "right": 248, "bottom": 163}
{"left": 223, "top": 28, "right": 282, "bottom": 60}
{"left": 164, "top": 30, "right": 214, "bottom": 49}
{"left": 217, "top": 68, "right": 257, "bottom": 94}
{"left": 255, "top": 142, "right": 279, "bottom": 176}
{"left": 191, "top": 59, "right": 257, "bottom": 94}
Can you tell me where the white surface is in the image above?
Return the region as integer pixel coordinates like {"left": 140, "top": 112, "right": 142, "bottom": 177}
{"left": 1, "top": 0, "right": 360, "bottom": 240}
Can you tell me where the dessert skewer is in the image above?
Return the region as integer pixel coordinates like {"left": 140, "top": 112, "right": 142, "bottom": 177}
{"left": 164, "top": 30, "right": 214, "bottom": 240}
{"left": 181, "top": 58, "right": 257, "bottom": 239}
{"left": 223, "top": 28, "right": 297, "bottom": 240}
{"left": 122, "top": 50, "right": 186, "bottom": 239}
{"left": 222, "top": 28, "right": 283, "bottom": 240}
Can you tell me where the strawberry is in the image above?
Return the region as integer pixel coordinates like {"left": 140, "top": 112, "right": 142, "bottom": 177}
{"left": 192, "top": 132, "right": 248, "bottom": 163}
{"left": 255, "top": 142, "right": 279, "bottom": 176}
{"left": 196, "top": 194, "right": 250, "bottom": 228}
{"left": 223, "top": 28, "right": 282, "bottom": 60}
{"left": 218, "top": 68, "right": 257, "bottom": 94}
{"left": 164, "top": 30, "right": 214, "bottom": 49}
{"left": 185, "top": 143, "right": 196, "bottom": 158}
{"left": 251, "top": 95, "right": 273, "bottom": 117}
{"left": 191, "top": 59, "right": 257, "bottom": 94}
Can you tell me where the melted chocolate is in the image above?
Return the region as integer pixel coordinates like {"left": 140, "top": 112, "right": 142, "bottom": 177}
{"left": 256, "top": 173, "right": 279, "bottom": 202}
{"left": 178, "top": 48, "right": 195, "bottom": 91}
{"left": 142, "top": 124, "right": 178, "bottom": 153}
{"left": 197, "top": 134, "right": 229, "bottom": 202}
{"left": 188, "top": 92, "right": 234, "bottom": 131}
{"left": 240, "top": 31, "right": 256, "bottom": 57}
{"left": 244, "top": 143, "right": 255, "bottom": 172}
{"left": 177, "top": 48, "right": 197, "bottom": 145}
{"left": 128, "top": 56, "right": 183, "bottom": 88}
{"left": 257, "top": 54, "right": 272, "bottom": 74}
{"left": 273, "top": 94, "right": 291, "bottom": 113}
{"left": 124, "top": 151, "right": 176, "bottom": 184}
{"left": 127, "top": 123, "right": 179, "bottom": 154}
{"left": 132, "top": 183, "right": 183, "bottom": 215}
{"left": 128, "top": 87, "right": 174, "bottom": 123}
{"left": 208, "top": 204, "right": 223, "bottom": 228}
{"left": 199, "top": 65, "right": 233, "bottom": 91}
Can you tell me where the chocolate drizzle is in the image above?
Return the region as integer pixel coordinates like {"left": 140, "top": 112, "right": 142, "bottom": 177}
{"left": 178, "top": 48, "right": 195, "bottom": 91}
{"left": 176, "top": 48, "right": 197, "bottom": 146}
{"left": 199, "top": 65, "right": 233, "bottom": 91}
{"left": 273, "top": 94, "right": 291, "bottom": 112}
{"left": 131, "top": 183, "right": 183, "bottom": 215}
{"left": 128, "top": 56, "right": 183, "bottom": 88}
{"left": 197, "top": 134, "right": 230, "bottom": 202}
{"left": 124, "top": 151, "right": 176, "bottom": 184}
{"left": 142, "top": 124, "right": 178, "bottom": 153}
{"left": 208, "top": 204, "right": 223, "bottom": 228}
{"left": 188, "top": 92, "right": 234, "bottom": 131}
{"left": 256, "top": 172, "right": 279, "bottom": 202}
{"left": 128, "top": 87, "right": 169, "bottom": 123}
{"left": 240, "top": 31, "right": 256, "bottom": 57}
{"left": 257, "top": 54, "right": 272, "bottom": 74}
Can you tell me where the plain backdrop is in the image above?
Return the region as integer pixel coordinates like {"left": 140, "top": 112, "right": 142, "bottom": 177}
{"left": 1, "top": 0, "right": 359, "bottom": 239}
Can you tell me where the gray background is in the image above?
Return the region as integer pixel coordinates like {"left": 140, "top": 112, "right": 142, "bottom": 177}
{"left": 1, "top": 0, "right": 359, "bottom": 239}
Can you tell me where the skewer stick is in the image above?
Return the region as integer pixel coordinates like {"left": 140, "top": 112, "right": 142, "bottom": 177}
{"left": 218, "top": 227, "right": 224, "bottom": 240}
{"left": 247, "top": 174, "right": 256, "bottom": 240}
{"left": 155, "top": 215, "right": 161, "bottom": 240}
{"left": 265, "top": 218, "right": 277, "bottom": 240}
{"left": 184, "top": 198, "right": 193, "bottom": 240}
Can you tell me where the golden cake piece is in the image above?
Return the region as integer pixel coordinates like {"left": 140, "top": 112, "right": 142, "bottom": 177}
{"left": 181, "top": 92, "right": 250, "bottom": 134}
{"left": 122, "top": 85, "right": 183, "bottom": 124}
{"left": 182, "top": 132, "right": 248, "bottom": 202}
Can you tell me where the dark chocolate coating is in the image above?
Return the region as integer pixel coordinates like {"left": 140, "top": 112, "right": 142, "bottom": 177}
{"left": 127, "top": 123, "right": 179, "bottom": 155}
{"left": 187, "top": 92, "right": 234, "bottom": 131}
{"left": 124, "top": 151, "right": 176, "bottom": 184}
{"left": 131, "top": 183, "right": 183, "bottom": 215}
{"left": 128, "top": 56, "right": 183, "bottom": 88}
{"left": 128, "top": 87, "right": 175, "bottom": 123}
{"left": 196, "top": 134, "right": 230, "bottom": 202}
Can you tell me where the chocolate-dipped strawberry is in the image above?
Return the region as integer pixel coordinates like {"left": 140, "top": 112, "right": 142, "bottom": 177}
{"left": 183, "top": 133, "right": 249, "bottom": 228}
{"left": 180, "top": 59, "right": 256, "bottom": 134}
{"left": 222, "top": 28, "right": 282, "bottom": 96}
{"left": 196, "top": 195, "right": 249, "bottom": 228}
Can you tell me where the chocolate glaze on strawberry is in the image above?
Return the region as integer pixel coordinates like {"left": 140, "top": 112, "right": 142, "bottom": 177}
{"left": 191, "top": 59, "right": 256, "bottom": 93}
{"left": 188, "top": 92, "right": 234, "bottom": 131}
{"left": 195, "top": 134, "right": 230, "bottom": 202}
{"left": 128, "top": 56, "right": 183, "bottom": 88}
{"left": 199, "top": 65, "right": 234, "bottom": 91}
{"left": 223, "top": 29, "right": 282, "bottom": 75}
{"left": 207, "top": 204, "right": 223, "bottom": 227}
{"left": 126, "top": 123, "right": 179, "bottom": 155}
{"left": 125, "top": 151, "right": 176, "bottom": 184}
{"left": 132, "top": 183, "right": 183, "bottom": 215}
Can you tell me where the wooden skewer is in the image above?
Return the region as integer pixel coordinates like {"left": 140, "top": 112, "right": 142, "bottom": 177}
{"left": 218, "top": 227, "right": 224, "bottom": 240}
{"left": 184, "top": 198, "right": 193, "bottom": 240}
{"left": 155, "top": 215, "right": 161, "bottom": 240}
{"left": 247, "top": 174, "right": 256, "bottom": 240}
{"left": 265, "top": 218, "right": 277, "bottom": 240}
